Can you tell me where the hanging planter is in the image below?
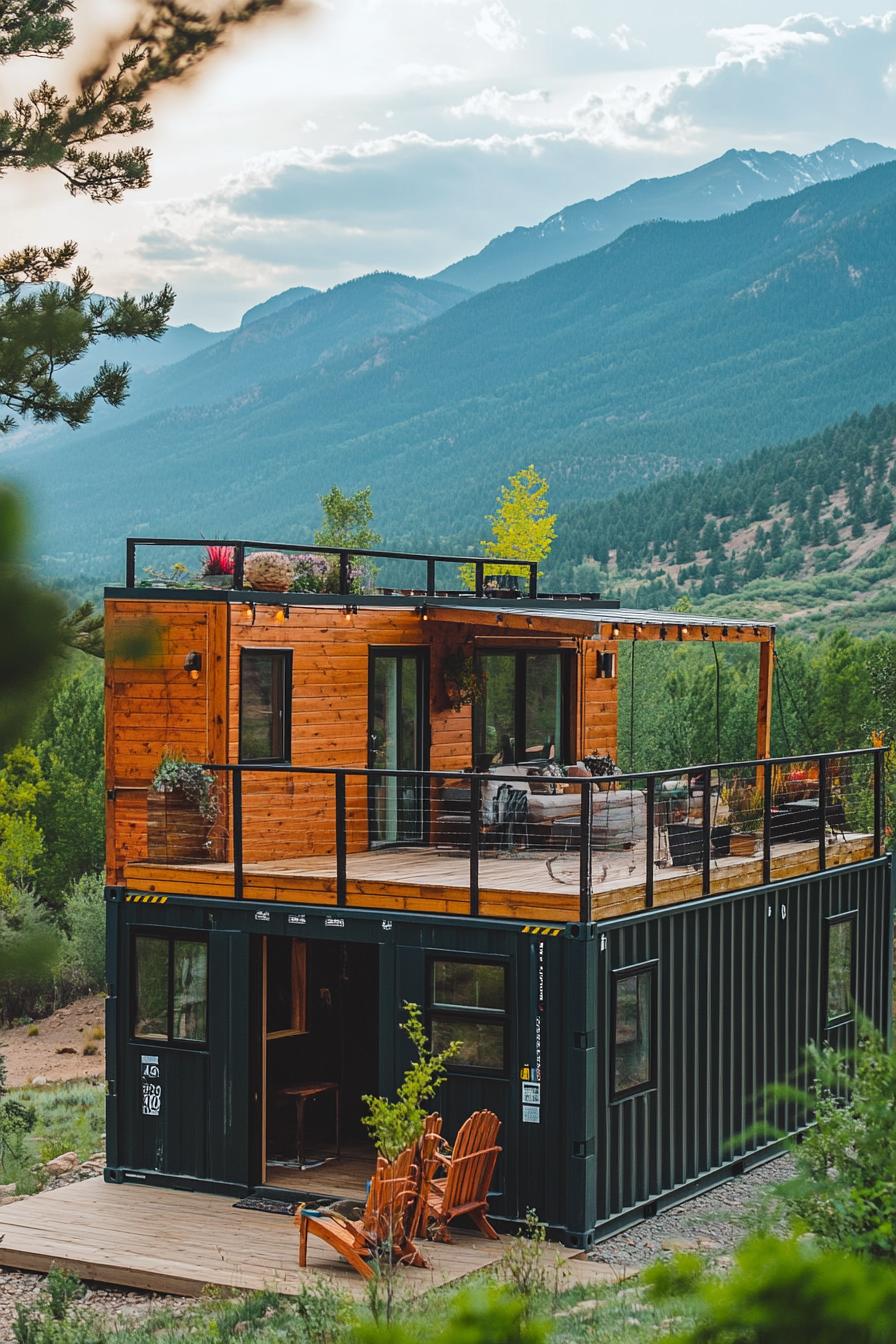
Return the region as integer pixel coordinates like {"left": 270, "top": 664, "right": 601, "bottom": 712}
{"left": 441, "top": 650, "right": 484, "bottom": 712}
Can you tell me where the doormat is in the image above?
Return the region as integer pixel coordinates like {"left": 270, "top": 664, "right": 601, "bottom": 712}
{"left": 232, "top": 1196, "right": 301, "bottom": 1216}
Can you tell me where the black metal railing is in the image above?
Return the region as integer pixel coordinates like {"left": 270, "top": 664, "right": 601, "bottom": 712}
{"left": 151, "top": 747, "right": 891, "bottom": 922}
{"left": 124, "top": 536, "right": 540, "bottom": 599}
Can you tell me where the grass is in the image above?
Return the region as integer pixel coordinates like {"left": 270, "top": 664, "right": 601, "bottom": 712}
{"left": 0, "top": 1080, "right": 105, "bottom": 1194}
{"left": 8, "top": 1270, "right": 704, "bottom": 1344}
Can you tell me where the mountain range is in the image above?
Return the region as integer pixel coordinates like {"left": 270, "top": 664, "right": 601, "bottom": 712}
{"left": 431, "top": 138, "right": 896, "bottom": 292}
{"left": 7, "top": 142, "right": 896, "bottom": 578}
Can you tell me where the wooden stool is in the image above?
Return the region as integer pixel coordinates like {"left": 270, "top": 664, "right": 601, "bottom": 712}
{"left": 279, "top": 1082, "right": 340, "bottom": 1168}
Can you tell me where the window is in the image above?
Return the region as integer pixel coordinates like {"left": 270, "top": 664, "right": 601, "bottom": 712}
{"left": 826, "top": 914, "right": 855, "bottom": 1024}
{"left": 239, "top": 649, "right": 291, "bottom": 762}
{"left": 429, "top": 958, "right": 507, "bottom": 1072}
{"left": 611, "top": 962, "right": 656, "bottom": 1099}
{"left": 475, "top": 651, "right": 570, "bottom": 764}
{"left": 133, "top": 934, "right": 208, "bottom": 1045}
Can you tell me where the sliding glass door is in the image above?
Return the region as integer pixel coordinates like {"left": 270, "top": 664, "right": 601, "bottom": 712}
{"left": 368, "top": 650, "right": 428, "bottom": 845}
{"left": 475, "top": 651, "right": 570, "bottom": 765}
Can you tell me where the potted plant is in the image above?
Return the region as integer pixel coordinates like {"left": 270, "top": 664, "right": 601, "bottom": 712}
{"left": 723, "top": 780, "right": 763, "bottom": 856}
{"left": 147, "top": 751, "right": 220, "bottom": 863}
{"left": 201, "top": 544, "right": 235, "bottom": 588}
{"left": 442, "top": 650, "right": 484, "bottom": 711}
{"left": 244, "top": 550, "right": 294, "bottom": 592}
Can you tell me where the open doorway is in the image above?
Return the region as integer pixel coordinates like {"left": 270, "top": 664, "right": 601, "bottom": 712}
{"left": 260, "top": 937, "right": 379, "bottom": 1197}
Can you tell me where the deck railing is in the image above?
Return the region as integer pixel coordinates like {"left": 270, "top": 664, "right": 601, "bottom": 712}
{"left": 124, "top": 536, "right": 541, "bottom": 599}
{"left": 172, "top": 747, "right": 889, "bottom": 921}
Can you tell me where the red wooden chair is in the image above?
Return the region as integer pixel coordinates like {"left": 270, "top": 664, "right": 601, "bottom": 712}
{"left": 296, "top": 1147, "right": 419, "bottom": 1280}
{"left": 426, "top": 1109, "right": 502, "bottom": 1242}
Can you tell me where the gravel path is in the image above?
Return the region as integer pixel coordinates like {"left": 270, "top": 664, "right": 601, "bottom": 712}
{"left": 0, "top": 1269, "right": 192, "bottom": 1341}
{"left": 588, "top": 1155, "right": 796, "bottom": 1267}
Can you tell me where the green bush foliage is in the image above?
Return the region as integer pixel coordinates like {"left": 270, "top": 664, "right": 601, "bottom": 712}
{"left": 780, "top": 1030, "right": 896, "bottom": 1259}
{"left": 646, "top": 1235, "right": 896, "bottom": 1343}
{"left": 58, "top": 873, "right": 105, "bottom": 995}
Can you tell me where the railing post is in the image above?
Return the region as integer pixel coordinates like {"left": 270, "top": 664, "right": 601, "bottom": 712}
{"left": 701, "top": 771, "right": 712, "bottom": 896}
{"left": 528, "top": 563, "right": 538, "bottom": 599}
{"left": 232, "top": 769, "right": 244, "bottom": 900}
{"left": 469, "top": 774, "right": 481, "bottom": 916}
{"left": 874, "top": 747, "right": 884, "bottom": 859}
{"left": 474, "top": 561, "right": 484, "bottom": 598}
{"left": 645, "top": 775, "right": 655, "bottom": 909}
{"left": 335, "top": 772, "right": 347, "bottom": 905}
{"left": 233, "top": 543, "right": 245, "bottom": 590}
{"left": 818, "top": 756, "right": 827, "bottom": 873}
{"left": 125, "top": 539, "right": 136, "bottom": 587}
{"left": 762, "top": 760, "right": 772, "bottom": 886}
{"left": 579, "top": 782, "right": 593, "bottom": 924}
{"left": 426, "top": 558, "right": 436, "bottom": 595}
{"left": 339, "top": 550, "right": 351, "bottom": 593}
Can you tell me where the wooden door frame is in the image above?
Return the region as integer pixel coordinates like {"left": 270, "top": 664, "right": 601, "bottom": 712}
{"left": 367, "top": 646, "right": 431, "bottom": 847}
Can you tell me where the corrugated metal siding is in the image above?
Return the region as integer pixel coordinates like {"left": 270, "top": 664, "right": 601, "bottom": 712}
{"left": 593, "top": 860, "right": 893, "bottom": 1230}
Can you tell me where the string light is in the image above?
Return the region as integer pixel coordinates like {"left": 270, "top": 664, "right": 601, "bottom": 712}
{"left": 701, "top": 627, "right": 709, "bottom": 640}
{"left": 659, "top": 625, "right": 668, "bottom": 641}
{"left": 611, "top": 623, "right": 620, "bottom": 639}
{"left": 274, "top": 605, "right": 288, "bottom": 624}
{"left": 721, "top": 625, "right": 729, "bottom": 638}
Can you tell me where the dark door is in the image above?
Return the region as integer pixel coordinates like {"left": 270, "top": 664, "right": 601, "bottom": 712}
{"left": 368, "top": 649, "right": 428, "bottom": 846}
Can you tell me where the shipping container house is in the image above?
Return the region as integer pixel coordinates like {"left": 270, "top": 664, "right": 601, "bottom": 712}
{"left": 104, "top": 538, "right": 893, "bottom": 1245}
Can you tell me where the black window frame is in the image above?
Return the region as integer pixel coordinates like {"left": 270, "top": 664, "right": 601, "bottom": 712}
{"left": 427, "top": 953, "right": 509, "bottom": 1077}
{"left": 473, "top": 648, "right": 573, "bottom": 764}
{"left": 824, "top": 910, "right": 857, "bottom": 1028}
{"left": 238, "top": 647, "right": 292, "bottom": 764}
{"left": 610, "top": 959, "right": 658, "bottom": 1102}
{"left": 130, "top": 930, "right": 209, "bottom": 1050}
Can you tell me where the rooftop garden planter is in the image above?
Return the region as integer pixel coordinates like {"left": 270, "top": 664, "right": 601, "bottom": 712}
{"left": 148, "top": 753, "right": 220, "bottom": 863}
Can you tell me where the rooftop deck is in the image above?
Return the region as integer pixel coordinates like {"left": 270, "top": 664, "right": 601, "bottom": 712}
{"left": 123, "top": 747, "right": 881, "bottom": 923}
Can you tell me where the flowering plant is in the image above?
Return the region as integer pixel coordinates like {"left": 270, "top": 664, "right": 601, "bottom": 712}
{"left": 202, "top": 544, "right": 235, "bottom": 576}
{"left": 291, "top": 553, "right": 331, "bottom": 592}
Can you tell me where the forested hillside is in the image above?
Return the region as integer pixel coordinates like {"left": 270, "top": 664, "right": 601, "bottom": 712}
{"left": 433, "top": 138, "right": 896, "bottom": 292}
{"left": 547, "top": 403, "right": 896, "bottom": 636}
{"left": 10, "top": 161, "right": 896, "bottom": 571}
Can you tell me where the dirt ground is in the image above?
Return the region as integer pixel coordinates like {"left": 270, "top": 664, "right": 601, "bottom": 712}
{"left": 0, "top": 995, "right": 106, "bottom": 1087}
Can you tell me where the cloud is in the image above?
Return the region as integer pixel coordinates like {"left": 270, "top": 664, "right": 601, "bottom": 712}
{"left": 471, "top": 2, "right": 523, "bottom": 52}
{"left": 570, "top": 25, "right": 594, "bottom": 41}
{"left": 607, "top": 24, "right": 644, "bottom": 53}
{"left": 448, "top": 86, "right": 551, "bottom": 124}
{"left": 395, "top": 62, "right": 469, "bottom": 89}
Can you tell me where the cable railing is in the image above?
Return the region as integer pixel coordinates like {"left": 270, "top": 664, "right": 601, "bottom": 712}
{"left": 124, "top": 536, "right": 540, "bottom": 599}
{"left": 141, "top": 748, "right": 886, "bottom": 921}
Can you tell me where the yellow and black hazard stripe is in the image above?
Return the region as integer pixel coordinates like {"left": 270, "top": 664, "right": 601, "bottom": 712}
{"left": 124, "top": 893, "right": 168, "bottom": 904}
{"left": 521, "top": 924, "right": 561, "bottom": 936}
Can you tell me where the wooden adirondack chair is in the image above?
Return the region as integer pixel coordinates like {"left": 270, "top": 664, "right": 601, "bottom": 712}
{"left": 296, "top": 1147, "right": 419, "bottom": 1280}
{"left": 426, "top": 1109, "right": 502, "bottom": 1242}
{"left": 404, "top": 1113, "right": 444, "bottom": 1254}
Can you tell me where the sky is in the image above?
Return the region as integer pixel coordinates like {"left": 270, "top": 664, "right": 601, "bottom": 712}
{"left": 3, "top": 1, "right": 896, "bottom": 327}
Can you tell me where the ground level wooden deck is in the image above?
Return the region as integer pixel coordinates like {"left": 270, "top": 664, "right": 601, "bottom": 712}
{"left": 0, "top": 1179, "right": 620, "bottom": 1299}
{"left": 124, "top": 834, "right": 876, "bottom": 922}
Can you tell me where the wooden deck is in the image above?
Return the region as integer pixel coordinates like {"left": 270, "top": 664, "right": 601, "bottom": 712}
{"left": 124, "top": 833, "right": 876, "bottom": 922}
{"left": 0, "top": 1178, "right": 619, "bottom": 1298}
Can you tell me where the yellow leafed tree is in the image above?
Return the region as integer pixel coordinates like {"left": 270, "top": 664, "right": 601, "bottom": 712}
{"left": 463, "top": 466, "right": 556, "bottom": 589}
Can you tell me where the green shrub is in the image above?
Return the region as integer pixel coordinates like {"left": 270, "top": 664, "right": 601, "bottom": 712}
{"left": 645, "top": 1235, "right": 896, "bottom": 1343}
{"left": 779, "top": 1030, "right": 896, "bottom": 1259}
{"left": 58, "top": 872, "right": 105, "bottom": 995}
{"left": 0, "top": 888, "right": 62, "bottom": 1022}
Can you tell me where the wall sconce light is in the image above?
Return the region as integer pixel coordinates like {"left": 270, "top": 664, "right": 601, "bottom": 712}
{"left": 414, "top": 605, "right": 429, "bottom": 621}
{"left": 678, "top": 625, "right": 689, "bottom": 641}
{"left": 701, "top": 626, "right": 709, "bottom": 640}
{"left": 595, "top": 651, "right": 617, "bottom": 678}
{"left": 611, "top": 623, "right": 620, "bottom": 639}
{"left": 496, "top": 613, "right": 505, "bottom": 625}
{"left": 721, "top": 625, "right": 729, "bottom": 638}
{"left": 183, "top": 651, "right": 202, "bottom": 681}
{"left": 342, "top": 604, "right": 358, "bottom": 622}
{"left": 659, "top": 625, "right": 668, "bottom": 641}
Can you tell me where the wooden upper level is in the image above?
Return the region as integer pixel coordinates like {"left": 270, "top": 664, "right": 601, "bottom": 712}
{"left": 104, "top": 539, "right": 880, "bottom": 924}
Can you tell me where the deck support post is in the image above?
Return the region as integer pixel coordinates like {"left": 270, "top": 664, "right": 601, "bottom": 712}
{"left": 818, "top": 756, "right": 827, "bottom": 873}
{"left": 874, "top": 747, "right": 884, "bottom": 858}
{"left": 335, "top": 772, "right": 347, "bottom": 904}
{"left": 469, "top": 774, "right": 481, "bottom": 916}
{"left": 762, "top": 760, "right": 772, "bottom": 887}
{"left": 645, "top": 776, "right": 655, "bottom": 909}
{"left": 701, "top": 773, "right": 712, "bottom": 897}
{"left": 232, "top": 769, "right": 244, "bottom": 900}
{"left": 579, "top": 782, "right": 593, "bottom": 924}
{"left": 756, "top": 637, "right": 774, "bottom": 776}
